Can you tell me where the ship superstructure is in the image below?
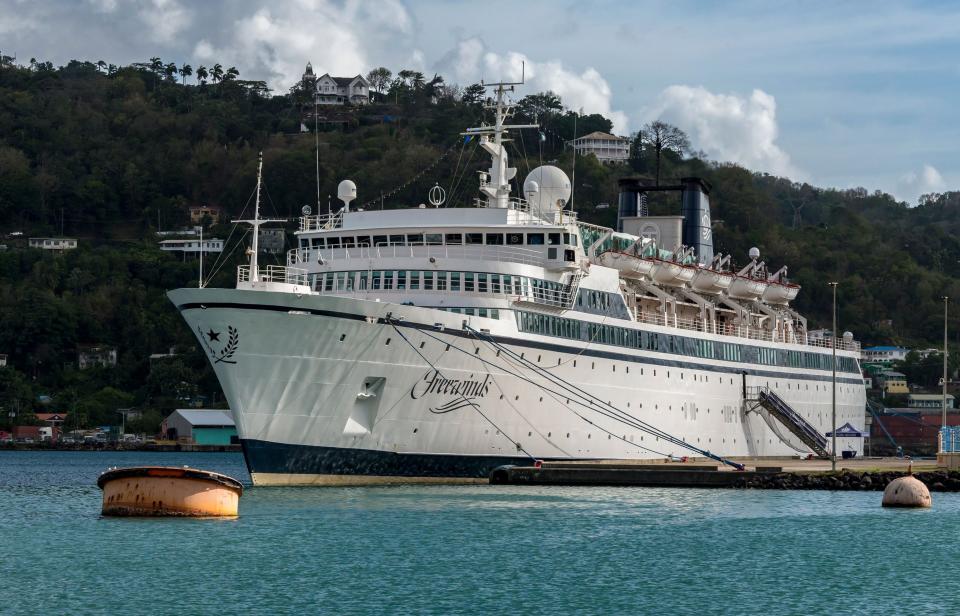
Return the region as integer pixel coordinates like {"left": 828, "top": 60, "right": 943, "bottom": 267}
{"left": 169, "top": 81, "right": 866, "bottom": 485}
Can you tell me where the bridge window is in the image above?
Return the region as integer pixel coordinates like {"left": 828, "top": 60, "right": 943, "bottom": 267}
{"left": 407, "top": 234, "right": 424, "bottom": 245}
{"left": 445, "top": 233, "right": 462, "bottom": 245}
{"left": 486, "top": 233, "right": 504, "bottom": 245}
{"left": 426, "top": 233, "right": 443, "bottom": 245}
{"left": 527, "top": 233, "right": 544, "bottom": 245}
{"left": 548, "top": 233, "right": 562, "bottom": 245}
{"left": 465, "top": 233, "right": 483, "bottom": 245}
{"left": 507, "top": 233, "right": 523, "bottom": 245}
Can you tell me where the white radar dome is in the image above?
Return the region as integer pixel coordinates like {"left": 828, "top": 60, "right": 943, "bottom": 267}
{"left": 524, "top": 166, "right": 571, "bottom": 213}
{"left": 338, "top": 180, "right": 357, "bottom": 209}
{"left": 748, "top": 247, "right": 760, "bottom": 260}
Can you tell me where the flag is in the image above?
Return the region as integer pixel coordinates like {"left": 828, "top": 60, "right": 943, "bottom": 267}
{"left": 464, "top": 135, "right": 473, "bottom": 143}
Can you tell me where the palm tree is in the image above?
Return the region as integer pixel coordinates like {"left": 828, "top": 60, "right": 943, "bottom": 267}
{"left": 179, "top": 63, "right": 192, "bottom": 85}
{"left": 225, "top": 66, "right": 239, "bottom": 81}
{"left": 149, "top": 57, "right": 163, "bottom": 74}
{"left": 96, "top": 60, "right": 107, "bottom": 73}
{"left": 196, "top": 65, "right": 208, "bottom": 85}
{"left": 211, "top": 63, "right": 223, "bottom": 84}
{"left": 162, "top": 62, "right": 177, "bottom": 82}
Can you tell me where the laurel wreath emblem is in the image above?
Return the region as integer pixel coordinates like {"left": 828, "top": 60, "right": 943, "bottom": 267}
{"left": 199, "top": 325, "right": 239, "bottom": 365}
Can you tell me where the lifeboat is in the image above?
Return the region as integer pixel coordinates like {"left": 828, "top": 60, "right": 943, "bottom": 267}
{"left": 690, "top": 268, "right": 735, "bottom": 295}
{"left": 650, "top": 259, "right": 697, "bottom": 287}
{"left": 761, "top": 281, "right": 800, "bottom": 305}
{"left": 727, "top": 275, "right": 768, "bottom": 301}
{"left": 596, "top": 251, "right": 656, "bottom": 279}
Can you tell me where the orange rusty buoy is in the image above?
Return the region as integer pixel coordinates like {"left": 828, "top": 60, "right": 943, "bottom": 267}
{"left": 97, "top": 466, "right": 243, "bottom": 517}
{"left": 881, "top": 475, "right": 932, "bottom": 508}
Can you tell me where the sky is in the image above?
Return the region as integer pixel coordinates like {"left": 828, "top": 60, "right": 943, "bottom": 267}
{"left": 1, "top": 0, "right": 959, "bottom": 203}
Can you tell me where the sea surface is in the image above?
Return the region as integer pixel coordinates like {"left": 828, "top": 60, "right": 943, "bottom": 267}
{"left": 1, "top": 450, "right": 959, "bottom": 615}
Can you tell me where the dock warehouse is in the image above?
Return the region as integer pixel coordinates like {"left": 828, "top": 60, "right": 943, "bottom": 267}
{"left": 162, "top": 409, "right": 237, "bottom": 445}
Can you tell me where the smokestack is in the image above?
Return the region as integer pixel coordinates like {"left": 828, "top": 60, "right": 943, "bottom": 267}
{"left": 617, "top": 178, "right": 643, "bottom": 233}
{"left": 680, "top": 177, "right": 713, "bottom": 265}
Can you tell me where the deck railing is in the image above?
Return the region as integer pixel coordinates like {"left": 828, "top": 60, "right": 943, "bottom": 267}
{"left": 237, "top": 265, "right": 308, "bottom": 287}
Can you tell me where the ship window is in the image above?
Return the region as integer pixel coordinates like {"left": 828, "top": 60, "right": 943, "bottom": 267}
{"left": 425, "top": 233, "right": 443, "bottom": 245}
{"left": 409, "top": 271, "right": 420, "bottom": 290}
{"left": 465, "top": 308, "right": 475, "bottom": 316}
{"left": 548, "top": 233, "right": 561, "bottom": 245}
{"left": 383, "top": 271, "right": 394, "bottom": 290}
{"left": 436, "top": 272, "right": 447, "bottom": 291}
{"left": 327, "top": 237, "right": 341, "bottom": 249}
{"left": 341, "top": 237, "right": 356, "bottom": 248}
{"left": 423, "top": 271, "right": 434, "bottom": 290}
{"left": 345, "top": 272, "right": 355, "bottom": 291}
{"left": 464, "top": 272, "right": 475, "bottom": 292}
{"left": 397, "top": 271, "right": 407, "bottom": 290}
{"left": 445, "top": 233, "right": 462, "bottom": 245}
{"left": 486, "top": 233, "right": 504, "bottom": 245}
{"left": 507, "top": 233, "right": 523, "bottom": 245}
{"left": 491, "top": 275, "right": 501, "bottom": 294}
{"left": 389, "top": 235, "right": 404, "bottom": 246}
{"left": 565, "top": 249, "right": 575, "bottom": 262}
{"left": 372, "top": 271, "right": 382, "bottom": 290}
{"left": 478, "top": 273, "right": 488, "bottom": 293}
{"left": 356, "top": 236, "right": 371, "bottom": 247}
{"left": 311, "top": 238, "right": 324, "bottom": 249}
{"left": 372, "top": 235, "right": 388, "bottom": 247}
{"left": 548, "top": 248, "right": 557, "bottom": 260}
{"left": 491, "top": 309, "right": 499, "bottom": 320}
{"left": 527, "top": 233, "right": 544, "bottom": 245}
{"left": 407, "top": 234, "right": 424, "bottom": 245}
{"left": 358, "top": 272, "right": 368, "bottom": 290}
{"left": 450, "top": 272, "right": 461, "bottom": 292}
{"left": 324, "top": 274, "right": 333, "bottom": 292}
{"left": 465, "top": 233, "right": 483, "bottom": 245}
{"left": 479, "top": 308, "right": 488, "bottom": 318}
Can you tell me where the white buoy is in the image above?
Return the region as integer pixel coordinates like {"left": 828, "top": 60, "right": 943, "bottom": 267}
{"left": 882, "top": 475, "right": 931, "bottom": 508}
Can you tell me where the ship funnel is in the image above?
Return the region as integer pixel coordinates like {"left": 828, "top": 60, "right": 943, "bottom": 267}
{"left": 680, "top": 177, "right": 714, "bottom": 266}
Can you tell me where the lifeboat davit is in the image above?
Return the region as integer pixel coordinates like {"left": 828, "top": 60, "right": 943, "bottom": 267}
{"left": 596, "top": 251, "right": 656, "bottom": 279}
{"left": 690, "top": 268, "right": 735, "bottom": 295}
{"left": 761, "top": 281, "right": 800, "bottom": 305}
{"left": 727, "top": 276, "right": 768, "bottom": 301}
{"left": 650, "top": 259, "right": 697, "bottom": 287}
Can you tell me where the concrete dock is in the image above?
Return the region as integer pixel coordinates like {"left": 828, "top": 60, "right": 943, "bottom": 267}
{"left": 489, "top": 457, "right": 956, "bottom": 491}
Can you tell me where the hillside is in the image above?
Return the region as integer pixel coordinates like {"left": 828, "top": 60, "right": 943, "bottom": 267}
{"left": 0, "top": 59, "right": 958, "bottom": 429}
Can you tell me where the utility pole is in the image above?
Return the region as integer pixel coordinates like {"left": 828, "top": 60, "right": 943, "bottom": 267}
{"left": 830, "top": 281, "right": 838, "bottom": 472}
{"left": 943, "top": 296, "right": 950, "bottom": 431}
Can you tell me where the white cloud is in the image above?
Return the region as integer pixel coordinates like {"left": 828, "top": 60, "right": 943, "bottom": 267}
{"left": 646, "top": 85, "right": 802, "bottom": 179}
{"left": 443, "top": 38, "right": 629, "bottom": 133}
{"left": 194, "top": 1, "right": 413, "bottom": 92}
{"left": 136, "top": 0, "right": 191, "bottom": 43}
{"left": 896, "top": 163, "right": 945, "bottom": 204}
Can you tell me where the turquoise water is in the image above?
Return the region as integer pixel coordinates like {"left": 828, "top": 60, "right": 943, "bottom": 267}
{"left": 2, "top": 451, "right": 959, "bottom": 615}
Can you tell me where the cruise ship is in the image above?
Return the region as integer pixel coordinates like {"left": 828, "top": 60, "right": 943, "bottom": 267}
{"left": 169, "top": 81, "right": 866, "bottom": 485}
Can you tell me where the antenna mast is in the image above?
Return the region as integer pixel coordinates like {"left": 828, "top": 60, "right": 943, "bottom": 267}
{"left": 464, "top": 63, "right": 537, "bottom": 209}
{"left": 233, "top": 152, "right": 285, "bottom": 284}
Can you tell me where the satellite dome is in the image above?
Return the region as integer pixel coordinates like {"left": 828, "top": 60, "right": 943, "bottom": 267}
{"left": 748, "top": 247, "right": 760, "bottom": 260}
{"left": 338, "top": 180, "right": 357, "bottom": 209}
{"left": 524, "top": 166, "right": 571, "bottom": 214}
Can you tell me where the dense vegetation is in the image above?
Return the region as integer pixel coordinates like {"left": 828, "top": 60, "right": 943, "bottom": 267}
{"left": 0, "top": 58, "right": 957, "bottom": 431}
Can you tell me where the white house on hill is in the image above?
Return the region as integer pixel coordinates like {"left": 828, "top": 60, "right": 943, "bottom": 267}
{"left": 303, "top": 63, "right": 369, "bottom": 105}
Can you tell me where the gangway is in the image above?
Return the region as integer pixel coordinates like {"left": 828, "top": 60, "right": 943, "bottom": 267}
{"left": 746, "top": 387, "right": 829, "bottom": 458}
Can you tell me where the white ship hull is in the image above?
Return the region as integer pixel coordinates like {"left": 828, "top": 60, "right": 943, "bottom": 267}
{"left": 169, "top": 288, "right": 867, "bottom": 485}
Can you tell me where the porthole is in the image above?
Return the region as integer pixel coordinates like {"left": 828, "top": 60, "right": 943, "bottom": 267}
{"left": 539, "top": 396, "right": 543, "bottom": 402}
{"left": 413, "top": 428, "right": 418, "bottom": 434}
{"left": 537, "top": 354, "right": 541, "bottom": 362}
{"left": 515, "top": 395, "right": 519, "bottom": 401}
{"left": 419, "top": 341, "right": 425, "bottom": 349}
{"left": 528, "top": 431, "right": 532, "bottom": 437}
{"left": 548, "top": 432, "right": 552, "bottom": 437}
{"left": 385, "top": 338, "right": 391, "bottom": 345}
{"left": 592, "top": 362, "right": 595, "bottom": 369}
{"left": 339, "top": 334, "right": 346, "bottom": 342}
{"left": 566, "top": 433, "right": 570, "bottom": 438}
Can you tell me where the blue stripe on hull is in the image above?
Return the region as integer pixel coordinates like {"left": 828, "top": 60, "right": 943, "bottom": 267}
{"left": 240, "top": 439, "right": 530, "bottom": 479}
